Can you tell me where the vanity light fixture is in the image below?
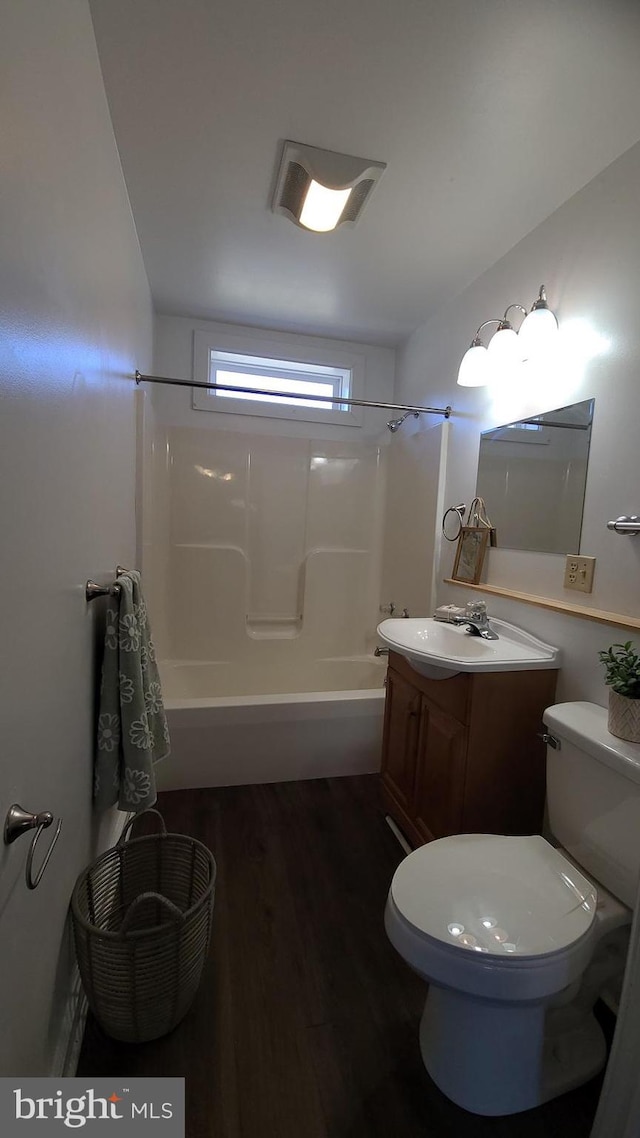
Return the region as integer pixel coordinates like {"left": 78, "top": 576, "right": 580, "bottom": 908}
{"left": 518, "top": 286, "right": 559, "bottom": 356}
{"left": 487, "top": 305, "right": 527, "bottom": 368}
{"left": 271, "top": 140, "right": 386, "bottom": 233}
{"left": 457, "top": 286, "right": 558, "bottom": 387}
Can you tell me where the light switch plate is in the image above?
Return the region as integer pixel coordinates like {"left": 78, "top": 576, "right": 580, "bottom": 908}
{"left": 563, "top": 555, "right": 596, "bottom": 593}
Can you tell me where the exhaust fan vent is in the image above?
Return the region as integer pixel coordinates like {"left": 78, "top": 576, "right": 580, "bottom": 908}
{"left": 278, "top": 161, "right": 311, "bottom": 219}
{"left": 271, "top": 141, "right": 386, "bottom": 233}
{"left": 339, "top": 179, "right": 375, "bottom": 225}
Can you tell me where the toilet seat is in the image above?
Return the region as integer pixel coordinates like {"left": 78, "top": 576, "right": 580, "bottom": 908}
{"left": 391, "top": 833, "right": 597, "bottom": 958}
{"left": 386, "top": 834, "right": 599, "bottom": 1002}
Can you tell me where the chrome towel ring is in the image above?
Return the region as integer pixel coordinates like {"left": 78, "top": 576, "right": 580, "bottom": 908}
{"left": 4, "top": 804, "right": 63, "bottom": 890}
{"left": 442, "top": 503, "right": 467, "bottom": 541}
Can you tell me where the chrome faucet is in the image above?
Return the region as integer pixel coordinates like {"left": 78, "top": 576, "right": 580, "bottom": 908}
{"left": 455, "top": 600, "right": 499, "bottom": 640}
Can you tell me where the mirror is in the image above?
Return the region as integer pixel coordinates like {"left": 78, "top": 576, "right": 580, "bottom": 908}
{"left": 476, "top": 399, "right": 594, "bottom": 554}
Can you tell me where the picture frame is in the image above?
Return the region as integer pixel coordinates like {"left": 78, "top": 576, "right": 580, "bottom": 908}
{"left": 451, "top": 526, "right": 490, "bottom": 585}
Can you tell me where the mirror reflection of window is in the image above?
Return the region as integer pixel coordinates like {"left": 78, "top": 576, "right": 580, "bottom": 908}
{"left": 476, "top": 399, "right": 594, "bottom": 555}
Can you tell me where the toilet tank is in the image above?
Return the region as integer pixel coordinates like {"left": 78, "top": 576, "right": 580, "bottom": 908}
{"left": 544, "top": 701, "right": 640, "bottom": 909}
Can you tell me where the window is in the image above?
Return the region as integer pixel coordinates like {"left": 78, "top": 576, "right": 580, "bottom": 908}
{"left": 210, "top": 350, "right": 350, "bottom": 410}
{"left": 193, "top": 330, "right": 364, "bottom": 426}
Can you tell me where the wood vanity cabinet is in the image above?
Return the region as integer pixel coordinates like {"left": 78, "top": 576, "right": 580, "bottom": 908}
{"left": 380, "top": 651, "right": 558, "bottom": 847}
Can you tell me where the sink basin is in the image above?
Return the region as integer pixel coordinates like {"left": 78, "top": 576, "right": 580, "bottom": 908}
{"left": 377, "top": 618, "right": 560, "bottom": 678}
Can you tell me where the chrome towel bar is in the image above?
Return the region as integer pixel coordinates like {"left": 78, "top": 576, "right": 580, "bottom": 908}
{"left": 86, "top": 565, "right": 129, "bottom": 602}
{"left": 607, "top": 515, "right": 640, "bottom": 536}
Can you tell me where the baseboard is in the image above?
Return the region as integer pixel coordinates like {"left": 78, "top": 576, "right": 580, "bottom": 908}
{"left": 50, "top": 810, "right": 135, "bottom": 1076}
{"left": 50, "top": 964, "right": 89, "bottom": 1078}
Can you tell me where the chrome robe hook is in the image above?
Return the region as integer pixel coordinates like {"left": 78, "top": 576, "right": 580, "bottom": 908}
{"left": 4, "top": 804, "right": 63, "bottom": 890}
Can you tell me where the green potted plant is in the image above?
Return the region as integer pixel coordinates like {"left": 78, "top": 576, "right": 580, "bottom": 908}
{"left": 598, "top": 640, "right": 640, "bottom": 743}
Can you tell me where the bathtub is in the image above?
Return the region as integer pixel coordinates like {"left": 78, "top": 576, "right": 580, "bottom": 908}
{"left": 156, "top": 656, "right": 386, "bottom": 790}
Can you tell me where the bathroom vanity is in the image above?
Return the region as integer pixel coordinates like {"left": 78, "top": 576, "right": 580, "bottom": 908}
{"left": 380, "top": 651, "right": 558, "bottom": 846}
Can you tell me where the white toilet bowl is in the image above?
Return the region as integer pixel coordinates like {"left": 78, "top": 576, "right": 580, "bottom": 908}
{"left": 385, "top": 832, "right": 628, "bottom": 1116}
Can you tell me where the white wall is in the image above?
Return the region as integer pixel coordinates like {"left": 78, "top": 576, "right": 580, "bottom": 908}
{"left": 392, "top": 140, "right": 640, "bottom": 704}
{"left": 0, "top": 1, "right": 152, "bottom": 1075}
{"left": 152, "top": 315, "right": 396, "bottom": 439}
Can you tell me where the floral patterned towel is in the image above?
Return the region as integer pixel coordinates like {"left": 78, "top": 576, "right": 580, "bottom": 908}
{"left": 94, "top": 570, "right": 170, "bottom": 813}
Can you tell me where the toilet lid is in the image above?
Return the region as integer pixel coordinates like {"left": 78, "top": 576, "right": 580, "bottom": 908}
{"left": 391, "top": 834, "right": 597, "bottom": 958}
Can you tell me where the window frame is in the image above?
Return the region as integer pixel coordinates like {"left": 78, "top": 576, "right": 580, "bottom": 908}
{"left": 192, "top": 329, "right": 365, "bottom": 427}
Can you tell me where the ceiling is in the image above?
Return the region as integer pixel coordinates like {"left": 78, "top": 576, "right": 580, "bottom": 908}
{"left": 89, "top": 0, "right": 640, "bottom": 347}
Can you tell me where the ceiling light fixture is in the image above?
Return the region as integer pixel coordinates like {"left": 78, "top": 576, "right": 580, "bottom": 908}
{"left": 271, "top": 140, "right": 386, "bottom": 233}
{"left": 457, "top": 286, "right": 558, "bottom": 387}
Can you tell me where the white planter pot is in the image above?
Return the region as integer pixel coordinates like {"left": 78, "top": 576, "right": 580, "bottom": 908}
{"left": 608, "top": 690, "right": 640, "bottom": 744}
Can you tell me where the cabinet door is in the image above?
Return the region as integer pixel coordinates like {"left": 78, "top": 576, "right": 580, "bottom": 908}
{"left": 412, "top": 699, "right": 466, "bottom": 842}
{"left": 380, "top": 668, "right": 422, "bottom": 814}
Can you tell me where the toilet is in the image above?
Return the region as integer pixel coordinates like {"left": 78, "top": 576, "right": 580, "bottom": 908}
{"left": 385, "top": 701, "right": 640, "bottom": 1116}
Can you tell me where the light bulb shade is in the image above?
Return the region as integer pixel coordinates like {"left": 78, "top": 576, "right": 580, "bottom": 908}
{"left": 457, "top": 343, "right": 489, "bottom": 387}
{"left": 518, "top": 305, "right": 558, "bottom": 358}
{"left": 299, "top": 181, "right": 352, "bottom": 232}
{"left": 487, "top": 325, "right": 524, "bottom": 367}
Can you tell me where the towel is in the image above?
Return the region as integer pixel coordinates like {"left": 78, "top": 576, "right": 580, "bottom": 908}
{"left": 94, "top": 570, "right": 170, "bottom": 813}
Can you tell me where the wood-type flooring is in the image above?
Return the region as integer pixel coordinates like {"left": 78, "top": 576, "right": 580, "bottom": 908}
{"left": 78, "top": 775, "right": 605, "bottom": 1137}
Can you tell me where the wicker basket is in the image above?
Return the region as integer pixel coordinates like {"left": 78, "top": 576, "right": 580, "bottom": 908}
{"left": 71, "top": 810, "right": 216, "bottom": 1043}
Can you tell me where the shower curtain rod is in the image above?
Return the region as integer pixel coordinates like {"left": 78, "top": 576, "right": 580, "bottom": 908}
{"left": 134, "top": 371, "right": 452, "bottom": 419}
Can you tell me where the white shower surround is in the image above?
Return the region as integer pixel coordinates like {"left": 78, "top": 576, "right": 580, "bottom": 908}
{"left": 140, "top": 375, "right": 392, "bottom": 787}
